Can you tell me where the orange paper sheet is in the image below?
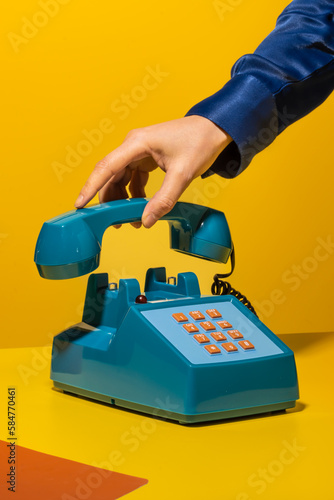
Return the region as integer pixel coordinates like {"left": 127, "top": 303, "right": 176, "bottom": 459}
{"left": 0, "top": 440, "right": 148, "bottom": 499}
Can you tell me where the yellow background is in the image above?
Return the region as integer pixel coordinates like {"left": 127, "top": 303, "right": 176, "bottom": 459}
{"left": 1, "top": 0, "right": 333, "bottom": 348}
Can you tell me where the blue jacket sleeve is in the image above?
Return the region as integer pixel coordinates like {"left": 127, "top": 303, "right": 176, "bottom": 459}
{"left": 185, "top": 0, "right": 334, "bottom": 178}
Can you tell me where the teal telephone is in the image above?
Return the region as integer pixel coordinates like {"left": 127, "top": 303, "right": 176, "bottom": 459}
{"left": 34, "top": 198, "right": 299, "bottom": 424}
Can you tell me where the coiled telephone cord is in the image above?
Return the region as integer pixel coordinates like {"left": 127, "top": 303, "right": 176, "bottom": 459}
{"left": 211, "top": 248, "right": 258, "bottom": 318}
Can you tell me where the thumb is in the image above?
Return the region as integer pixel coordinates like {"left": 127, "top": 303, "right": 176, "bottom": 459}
{"left": 142, "top": 165, "right": 191, "bottom": 228}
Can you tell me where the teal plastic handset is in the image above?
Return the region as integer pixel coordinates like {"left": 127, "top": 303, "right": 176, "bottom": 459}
{"left": 34, "top": 198, "right": 233, "bottom": 280}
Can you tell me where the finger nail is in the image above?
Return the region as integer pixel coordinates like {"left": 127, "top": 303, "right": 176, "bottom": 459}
{"left": 142, "top": 213, "right": 156, "bottom": 228}
{"left": 75, "top": 194, "right": 84, "bottom": 208}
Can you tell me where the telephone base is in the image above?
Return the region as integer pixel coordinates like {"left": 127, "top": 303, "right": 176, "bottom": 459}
{"left": 54, "top": 382, "right": 295, "bottom": 424}
{"left": 50, "top": 268, "right": 299, "bottom": 424}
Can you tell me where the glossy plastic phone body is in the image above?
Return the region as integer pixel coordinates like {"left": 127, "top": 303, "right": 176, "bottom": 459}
{"left": 34, "top": 199, "right": 298, "bottom": 423}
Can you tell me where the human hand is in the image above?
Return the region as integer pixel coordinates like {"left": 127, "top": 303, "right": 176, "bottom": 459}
{"left": 74, "top": 115, "right": 232, "bottom": 228}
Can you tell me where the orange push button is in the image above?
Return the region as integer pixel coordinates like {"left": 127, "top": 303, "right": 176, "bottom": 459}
{"left": 183, "top": 323, "right": 199, "bottom": 333}
{"left": 172, "top": 313, "right": 188, "bottom": 322}
{"left": 194, "top": 334, "right": 210, "bottom": 344}
{"left": 206, "top": 308, "right": 222, "bottom": 319}
{"left": 199, "top": 321, "right": 216, "bottom": 331}
{"left": 189, "top": 310, "right": 205, "bottom": 321}
{"left": 205, "top": 344, "right": 221, "bottom": 354}
{"left": 222, "top": 342, "right": 238, "bottom": 353}
{"left": 216, "top": 320, "right": 232, "bottom": 329}
{"left": 211, "top": 332, "right": 227, "bottom": 342}
{"left": 238, "top": 340, "right": 254, "bottom": 350}
{"left": 227, "top": 329, "right": 244, "bottom": 339}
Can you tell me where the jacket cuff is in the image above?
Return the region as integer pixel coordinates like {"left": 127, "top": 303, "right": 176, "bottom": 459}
{"left": 185, "top": 73, "right": 278, "bottom": 178}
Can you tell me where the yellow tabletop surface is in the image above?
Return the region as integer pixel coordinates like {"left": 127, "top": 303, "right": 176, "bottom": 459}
{"left": 0, "top": 332, "right": 333, "bottom": 500}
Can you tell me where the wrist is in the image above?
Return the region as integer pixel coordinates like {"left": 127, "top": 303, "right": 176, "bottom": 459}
{"left": 185, "top": 114, "right": 232, "bottom": 155}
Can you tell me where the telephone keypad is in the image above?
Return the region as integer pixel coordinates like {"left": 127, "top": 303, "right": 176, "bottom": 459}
{"left": 174, "top": 309, "right": 251, "bottom": 357}
{"left": 142, "top": 301, "right": 283, "bottom": 365}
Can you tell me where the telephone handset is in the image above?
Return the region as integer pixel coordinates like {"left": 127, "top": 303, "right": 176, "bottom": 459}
{"left": 34, "top": 198, "right": 298, "bottom": 424}
{"left": 34, "top": 198, "right": 233, "bottom": 280}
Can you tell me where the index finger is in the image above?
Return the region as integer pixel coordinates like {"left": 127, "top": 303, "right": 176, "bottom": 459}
{"left": 74, "top": 135, "right": 149, "bottom": 208}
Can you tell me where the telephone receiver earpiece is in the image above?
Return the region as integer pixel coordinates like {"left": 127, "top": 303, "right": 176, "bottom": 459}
{"left": 34, "top": 198, "right": 233, "bottom": 279}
